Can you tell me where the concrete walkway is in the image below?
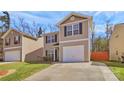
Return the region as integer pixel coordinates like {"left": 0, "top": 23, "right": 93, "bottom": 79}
{"left": 25, "top": 62, "right": 118, "bottom": 81}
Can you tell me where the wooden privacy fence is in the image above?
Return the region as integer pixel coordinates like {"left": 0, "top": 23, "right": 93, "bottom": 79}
{"left": 91, "top": 51, "right": 109, "bottom": 61}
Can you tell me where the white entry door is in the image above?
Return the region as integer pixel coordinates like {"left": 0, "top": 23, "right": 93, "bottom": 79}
{"left": 5, "top": 50, "right": 21, "bottom": 61}
{"left": 63, "top": 45, "right": 84, "bottom": 62}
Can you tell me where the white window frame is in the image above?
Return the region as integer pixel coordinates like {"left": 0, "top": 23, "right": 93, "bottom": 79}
{"left": 15, "top": 36, "right": 19, "bottom": 41}
{"left": 47, "top": 35, "right": 55, "bottom": 43}
{"left": 52, "top": 35, "right": 55, "bottom": 42}
{"left": 73, "top": 23, "right": 79, "bottom": 35}
{"left": 66, "top": 25, "right": 73, "bottom": 36}
{"left": 47, "top": 36, "right": 51, "bottom": 43}
{"left": 66, "top": 23, "right": 80, "bottom": 36}
{"left": 5, "top": 38, "right": 10, "bottom": 46}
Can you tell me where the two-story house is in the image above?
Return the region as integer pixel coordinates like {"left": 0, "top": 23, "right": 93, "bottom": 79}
{"left": 43, "top": 12, "right": 92, "bottom": 62}
{"left": 1, "top": 29, "right": 43, "bottom": 62}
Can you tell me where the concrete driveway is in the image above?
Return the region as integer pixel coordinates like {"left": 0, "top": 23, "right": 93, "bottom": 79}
{"left": 25, "top": 62, "right": 118, "bottom": 81}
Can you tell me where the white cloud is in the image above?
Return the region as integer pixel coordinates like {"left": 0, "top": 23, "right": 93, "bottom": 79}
{"left": 95, "top": 24, "right": 106, "bottom": 33}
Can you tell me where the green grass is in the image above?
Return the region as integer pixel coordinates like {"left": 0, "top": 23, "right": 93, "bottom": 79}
{"left": 0, "top": 62, "right": 50, "bottom": 81}
{"left": 105, "top": 61, "right": 124, "bottom": 81}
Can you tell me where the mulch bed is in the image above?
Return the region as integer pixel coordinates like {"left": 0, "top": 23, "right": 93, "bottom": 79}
{"left": 0, "top": 70, "right": 8, "bottom": 76}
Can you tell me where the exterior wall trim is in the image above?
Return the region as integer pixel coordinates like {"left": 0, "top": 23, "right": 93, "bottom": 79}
{"left": 4, "top": 46, "right": 22, "bottom": 50}
{"left": 60, "top": 19, "right": 88, "bottom": 26}
{"left": 60, "top": 38, "right": 89, "bottom": 43}
{"left": 88, "top": 20, "right": 91, "bottom": 62}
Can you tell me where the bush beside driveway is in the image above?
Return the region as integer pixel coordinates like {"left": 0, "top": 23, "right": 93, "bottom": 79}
{"left": 0, "top": 62, "right": 50, "bottom": 81}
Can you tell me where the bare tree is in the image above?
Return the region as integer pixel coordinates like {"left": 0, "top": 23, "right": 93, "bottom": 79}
{"left": 13, "top": 17, "right": 25, "bottom": 32}
{"left": 12, "top": 17, "right": 58, "bottom": 37}
{"left": 105, "top": 20, "right": 113, "bottom": 50}
{"left": 47, "top": 24, "right": 58, "bottom": 32}
{"left": 12, "top": 17, "right": 44, "bottom": 37}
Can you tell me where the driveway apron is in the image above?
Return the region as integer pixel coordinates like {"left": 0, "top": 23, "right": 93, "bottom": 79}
{"left": 25, "top": 62, "right": 118, "bottom": 81}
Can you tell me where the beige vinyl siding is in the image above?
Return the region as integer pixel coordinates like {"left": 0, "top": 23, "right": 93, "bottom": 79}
{"left": 3, "top": 30, "right": 22, "bottom": 48}
{"left": 22, "top": 36, "right": 44, "bottom": 62}
{"left": 59, "top": 20, "right": 88, "bottom": 42}
{"left": 109, "top": 24, "right": 124, "bottom": 61}
{"left": 59, "top": 40, "right": 89, "bottom": 62}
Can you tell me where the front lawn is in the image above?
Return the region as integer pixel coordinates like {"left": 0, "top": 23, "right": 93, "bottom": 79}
{"left": 0, "top": 62, "right": 50, "bottom": 81}
{"left": 105, "top": 62, "right": 124, "bottom": 81}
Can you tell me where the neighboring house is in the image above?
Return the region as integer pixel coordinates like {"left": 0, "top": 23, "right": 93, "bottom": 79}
{"left": 109, "top": 23, "right": 124, "bottom": 61}
{"left": 43, "top": 12, "right": 92, "bottom": 62}
{"left": 1, "top": 29, "right": 43, "bottom": 62}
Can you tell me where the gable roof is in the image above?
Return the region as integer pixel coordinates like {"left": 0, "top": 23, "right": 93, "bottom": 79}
{"left": 57, "top": 12, "right": 92, "bottom": 25}
{"left": 1, "top": 29, "right": 37, "bottom": 40}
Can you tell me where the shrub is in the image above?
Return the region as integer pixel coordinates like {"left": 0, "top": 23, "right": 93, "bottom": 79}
{"left": 26, "top": 56, "right": 52, "bottom": 64}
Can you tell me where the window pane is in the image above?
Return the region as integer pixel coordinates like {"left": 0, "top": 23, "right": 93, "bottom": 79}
{"left": 52, "top": 36, "right": 55, "bottom": 42}
{"left": 47, "top": 36, "right": 51, "bottom": 43}
{"left": 67, "top": 31, "right": 72, "bottom": 36}
{"left": 5, "top": 38, "right": 10, "bottom": 46}
{"left": 47, "top": 35, "right": 56, "bottom": 43}
{"left": 67, "top": 25, "right": 72, "bottom": 36}
{"left": 74, "top": 30, "right": 79, "bottom": 35}
{"left": 67, "top": 25, "right": 72, "bottom": 31}
{"left": 14, "top": 36, "right": 20, "bottom": 44}
{"left": 73, "top": 24, "right": 79, "bottom": 35}
{"left": 73, "top": 24, "right": 78, "bottom": 30}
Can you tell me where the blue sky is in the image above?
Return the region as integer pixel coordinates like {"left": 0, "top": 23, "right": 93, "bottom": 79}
{"left": 2, "top": 11, "right": 124, "bottom": 36}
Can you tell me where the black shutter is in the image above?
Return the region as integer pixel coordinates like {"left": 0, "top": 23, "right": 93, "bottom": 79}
{"left": 79, "top": 22, "right": 82, "bottom": 34}
{"left": 46, "top": 36, "right": 48, "bottom": 43}
{"left": 55, "top": 49, "right": 57, "bottom": 61}
{"left": 55, "top": 34, "right": 57, "bottom": 42}
{"left": 64, "top": 26, "right": 67, "bottom": 37}
{"left": 46, "top": 50, "right": 48, "bottom": 56}
{"left": 18, "top": 36, "right": 21, "bottom": 43}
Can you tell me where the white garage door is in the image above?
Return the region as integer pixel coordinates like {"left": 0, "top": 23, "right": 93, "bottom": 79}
{"left": 63, "top": 45, "right": 84, "bottom": 62}
{"left": 5, "top": 50, "right": 21, "bottom": 61}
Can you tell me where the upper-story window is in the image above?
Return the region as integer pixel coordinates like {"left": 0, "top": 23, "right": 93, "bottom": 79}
{"left": 47, "top": 36, "right": 51, "bottom": 43}
{"left": 73, "top": 24, "right": 79, "bottom": 35}
{"left": 66, "top": 25, "right": 72, "bottom": 36}
{"left": 46, "top": 34, "right": 57, "bottom": 44}
{"left": 52, "top": 35, "right": 55, "bottom": 42}
{"left": 5, "top": 38, "right": 10, "bottom": 46}
{"left": 64, "top": 22, "right": 82, "bottom": 37}
{"left": 14, "top": 36, "right": 20, "bottom": 44}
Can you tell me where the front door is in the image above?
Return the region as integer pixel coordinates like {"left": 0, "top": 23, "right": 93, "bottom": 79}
{"left": 47, "top": 48, "right": 58, "bottom": 61}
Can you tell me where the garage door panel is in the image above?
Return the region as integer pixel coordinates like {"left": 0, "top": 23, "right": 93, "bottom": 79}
{"left": 5, "top": 50, "right": 21, "bottom": 61}
{"left": 63, "top": 45, "right": 84, "bottom": 62}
